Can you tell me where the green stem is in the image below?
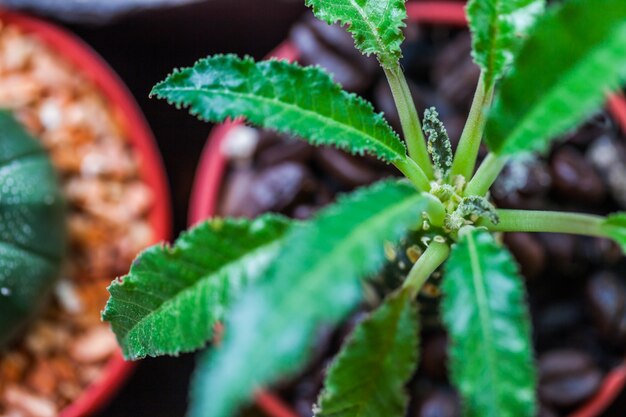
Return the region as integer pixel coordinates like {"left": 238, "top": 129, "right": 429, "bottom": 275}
{"left": 450, "top": 74, "right": 494, "bottom": 179}
{"left": 394, "top": 158, "right": 432, "bottom": 192}
{"left": 384, "top": 65, "right": 434, "bottom": 179}
{"left": 464, "top": 153, "right": 507, "bottom": 196}
{"left": 481, "top": 209, "right": 605, "bottom": 237}
{"left": 402, "top": 241, "right": 450, "bottom": 298}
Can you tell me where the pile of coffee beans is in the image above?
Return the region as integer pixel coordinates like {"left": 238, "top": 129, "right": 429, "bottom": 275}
{"left": 218, "top": 15, "right": 626, "bottom": 417}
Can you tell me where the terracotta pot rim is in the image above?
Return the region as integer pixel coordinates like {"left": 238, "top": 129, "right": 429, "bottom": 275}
{"left": 0, "top": 8, "right": 172, "bottom": 417}
{"left": 189, "top": 2, "right": 626, "bottom": 417}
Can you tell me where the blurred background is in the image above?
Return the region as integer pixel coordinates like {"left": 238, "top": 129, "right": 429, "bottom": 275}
{"left": 0, "top": 0, "right": 304, "bottom": 415}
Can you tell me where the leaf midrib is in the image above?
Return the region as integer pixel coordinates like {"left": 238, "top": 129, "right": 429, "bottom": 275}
{"left": 497, "top": 21, "right": 626, "bottom": 153}
{"left": 486, "top": 0, "right": 502, "bottom": 84}
{"left": 348, "top": 0, "right": 388, "bottom": 57}
{"left": 156, "top": 86, "right": 404, "bottom": 160}
{"left": 467, "top": 233, "right": 501, "bottom": 416}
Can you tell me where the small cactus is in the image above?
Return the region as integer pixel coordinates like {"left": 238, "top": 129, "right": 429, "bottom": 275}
{"left": 0, "top": 110, "right": 66, "bottom": 348}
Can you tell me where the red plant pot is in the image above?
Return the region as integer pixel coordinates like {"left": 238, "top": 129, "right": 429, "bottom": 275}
{"left": 0, "top": 9, "right": 172, "bottom": 417}
{"left": 189, "top": 2, "right": 626, "bottom": 416}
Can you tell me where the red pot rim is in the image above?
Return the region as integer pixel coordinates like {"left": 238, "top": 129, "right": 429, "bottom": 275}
{"left": 0, "top": 9, "right": 172, "bottom": 417}
{"left": 189, "top": 2, "right": 626, "bottom": 416}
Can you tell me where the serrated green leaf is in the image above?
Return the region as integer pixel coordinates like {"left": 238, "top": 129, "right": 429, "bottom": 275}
{"left": 442, "top": 228, "right": 536, "bottom": 417}
{"left": 423, "top": 107, "right": 452, "bottom": 180}
{"left": 600, "top": 213, "right": 626, "bottom": 253}
{"left": 188, "top": 180, "right": 438, "bottom": 417}
{"left": 102, "top": 215, "right": 290, "bottom": 360}
{"left": 305, "top": 0, "right": 406, "bottom": 68}
{"left": 151, "top": 55, "right": 406, "bottom": 163}
{"left": 314, "top": 288, "right": 419, "bottom": 417}
{"left": 467, "top": 0, "right": 545, "bottom": 86}
{"left": 486, "top": 0, "right": 626, "bottom": 155}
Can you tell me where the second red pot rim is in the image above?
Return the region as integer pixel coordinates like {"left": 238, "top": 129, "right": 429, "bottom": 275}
{"left": 189, "top": 2, "right": 626, "bottom": 417}
{"left": 0, "top": 8, "right": 172, "bottom": 417}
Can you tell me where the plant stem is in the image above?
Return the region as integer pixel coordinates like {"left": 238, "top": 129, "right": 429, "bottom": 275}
{"left": 450, "top": 74, "right": 494, "bottom": 179}
{"left": 481, "top": 209, "right": 605, "bottom": 237}
{"left": 423, "top": 193, "right": 446, "bottom": 228}
{"left": 394, "top": 158, "right": 432, "bottom": 192}
{"left": 403, "top": 241, "right": 450, "bottom": 298}
{"left": 464, "top": 153, "right": 506, "bottom": 196}
{"left": 384, "top": 65, "right": 434, "bottom": 179}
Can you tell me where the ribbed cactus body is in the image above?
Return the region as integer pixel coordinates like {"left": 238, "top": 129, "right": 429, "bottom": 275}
{"left": 0, "top": 111, "right": 66, "bottom": 347}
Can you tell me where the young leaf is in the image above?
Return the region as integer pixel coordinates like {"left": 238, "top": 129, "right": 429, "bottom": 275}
{"left": 188, "top": 180, "right": 440, "bottom": 417}
{"left": 423, "top": 107, "right": 452, "bottom": 180}
{"left": 442, "top": 228, "right": 536, "bottom": 417}
{"left": 151, "top": 55, "right": 406, "bottom": 163}
{"left": 445, "top": 196, "right": 499, "bottom": 232}
{"left": 102, "top": 215, "right": 290, "bottom": 360}
{"left": 600, "top": 213, "right": 626, "bottom": 253}
{"left": 467, "top": 0, "right": 545, "bottom": 86}
{"left": 486, "top": 0, "right": 626, "bottom": 155}
{"left": 314, "top": 288, "right": 419, "bottom": 417}
{"left": 305, "top": 0, "right": 406, "bottom": 68}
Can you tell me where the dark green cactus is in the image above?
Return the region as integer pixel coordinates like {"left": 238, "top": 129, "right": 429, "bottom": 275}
{"left": 0, "top": 110, "right": 66, "bottom": 348}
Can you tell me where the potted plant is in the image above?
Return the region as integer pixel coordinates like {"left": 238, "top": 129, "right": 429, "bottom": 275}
{"left": 104, "top": 0, "right": 626, "bottom": 416}
{"left": 0, "top": 10, "right": 171, "bottom": 417}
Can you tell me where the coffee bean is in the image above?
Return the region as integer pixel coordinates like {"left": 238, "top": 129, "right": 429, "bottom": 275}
{"left": 257, "top": 138, "right": 313, "bottom": 168}
{"left": 504, "top": 232, "right": 545, "bottom": 280}
{"left": 432, "top": 32, "right": 479, "bottom": 112}
{"left": 219, "top": 167, "right": 255, "bottom": 217}
{"left": 234, "top": 162, "right": 316, "bottom": 217}
{"left": 255, "top": 129, "right": 283, "bottom": 154}
{"left": 305, "top": 15, "right": 378, "bottom": 73}
{"left": 586, "top": 272, "right": 626, "bottom": 343}
{"left": 538, "top": 405, "right": 559, "bottom": 417}
{"left": 539, "top": 349, "right": 603, "bottom": 409}
{"left": 562, "top": 111, "right": 617, "bottom": 147}
{"left": 421, "top": 333, "right": 448, "bottom": 382}
{"left": 577, "top": 237, "right": 622, "bottom": 267}
{"left": 537, "top": 233, "right": 586, "bottom": 277}
{"left": 535, "top": 302, "right": 583, "bottom": 340}
{"left": 551, "top": 147, "right": 606, "bottom": 203}
{"left": 492, "top": 158, "right": 551, "bottom": 210}
{"left": 587, "top": 135, "right": 626, "bottom": 208}
{"left": 292, "top": 205, "right": 318, "bottom": 220}
{"left": 314, "top": 147, "right": 384, "bottom": 188}
{"left": 414, "top": 389, "right": 460, "bottom": 417}
{"left": 291, "top": 16, "right": 376, "bottom": 93}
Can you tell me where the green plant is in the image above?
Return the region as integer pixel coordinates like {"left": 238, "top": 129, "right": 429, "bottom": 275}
{"left": 0, "top": 110, "right": 66, "bottom": 347}
{"left": 103, "top": 0, "right": 626, "bottom": 416}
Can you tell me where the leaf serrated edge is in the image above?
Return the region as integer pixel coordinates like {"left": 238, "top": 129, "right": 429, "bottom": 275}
{"left": 150, "top": 55, "right": 407, "bottom": 162}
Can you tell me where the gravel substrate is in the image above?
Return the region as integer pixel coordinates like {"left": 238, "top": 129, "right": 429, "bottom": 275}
{"left": 0, "top": 21, "right": 154, "bottom": 417}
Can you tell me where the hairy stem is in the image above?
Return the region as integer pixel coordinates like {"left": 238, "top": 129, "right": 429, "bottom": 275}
{"left": 384, "top": 65, "right": 434, "bottom": 178}
{"left": 403, "top": 240, "right": 450, "bottom": 298}
{"left": 464, "top": 153, "right": 507, "bottom": 196}
{"left": 394, "top": 158, "right": 432, "bottom": 192}
{"left": 450, "top": 73, "right": 494, "bottom": 179}
{"left": 480, "top": 209, "right": 605, "bottom": 237}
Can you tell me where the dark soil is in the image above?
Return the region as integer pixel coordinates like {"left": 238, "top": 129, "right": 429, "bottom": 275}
{"left": 218, "top": 14, "right": 626, "bottom": 417}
